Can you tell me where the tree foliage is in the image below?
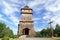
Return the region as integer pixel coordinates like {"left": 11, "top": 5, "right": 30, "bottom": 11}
{"left": 54, "top": 24, "right": 60, "bottom": 37}
{"left": 0, "top": 22, "right": 14, "bottom": 38}
{"left": 36, "top": 24, "right": 60, "bottom": 37}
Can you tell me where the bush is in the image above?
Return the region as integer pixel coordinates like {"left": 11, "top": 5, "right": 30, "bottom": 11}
{"left": 2, "top": 36, "right": 9, "bottom": 40}
{"left": 55, "top": 34, "right": 58, "bottom": 37}
{"left": 13, "top": 35, "right": 18, "bottom": 39}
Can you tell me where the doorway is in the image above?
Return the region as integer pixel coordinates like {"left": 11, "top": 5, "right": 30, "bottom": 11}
{"left": 23, "top": 28, "right": 29, "bottom": 35}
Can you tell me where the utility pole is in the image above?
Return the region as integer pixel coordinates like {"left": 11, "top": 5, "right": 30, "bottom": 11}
{"left": 49, "top": 19, "right": 53, "bottom": 38}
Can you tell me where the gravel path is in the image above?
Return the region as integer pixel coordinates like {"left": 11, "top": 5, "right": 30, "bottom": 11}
{"left": 19, "top": 38, "right": 53, "bottom": 40}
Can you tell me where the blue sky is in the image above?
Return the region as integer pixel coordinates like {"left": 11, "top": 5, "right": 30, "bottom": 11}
{"left": 0, "top": 0, "right": 60, "bottom": 35}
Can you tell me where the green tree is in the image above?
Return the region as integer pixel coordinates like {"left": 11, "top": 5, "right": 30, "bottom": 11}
{"left": 36, "top": 31, "right": 42, "bottom": 37}
{"left": 0, "top": 22, "right": 14, "bottom": 38}
{"left": 2, "top": 27, "right": 14, "bottom": 38}
{"left": 55, "top": 24, "right": 60, "bottom": 37}
{"left": 40, "top": 29, "right": 46, "bottom": 37}
{"left": 45, "top": 28, "right": 51, "bottom": 37}
{"left": 36, "top": 28, "right": 53, "bottom": 37}
{"left": 0, "top": 22, "right": 6, "bottom": 38}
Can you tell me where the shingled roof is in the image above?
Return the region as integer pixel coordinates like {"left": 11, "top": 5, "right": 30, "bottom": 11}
{"left": 21, "top": 6, "right": 32, "bottom": 10}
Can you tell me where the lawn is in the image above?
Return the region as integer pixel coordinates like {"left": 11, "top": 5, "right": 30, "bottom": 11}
{"left": 0, "top": 37, "right": 60, "bottom": 40}
{"left": 10, "top": 38, "right": 18, "bottom": 40}
{"left": 53, "top": 37, "right": 60, "bottom": 40}
{"left": 13, "top": 37, "right": 60, "bottom": 40}
{"left": 0, "top": 38, "right": 18, "bottom": 40}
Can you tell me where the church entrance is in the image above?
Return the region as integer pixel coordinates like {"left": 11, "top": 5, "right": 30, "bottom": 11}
{"left": 23, "top": 28, "right": 29, "bottom": 35}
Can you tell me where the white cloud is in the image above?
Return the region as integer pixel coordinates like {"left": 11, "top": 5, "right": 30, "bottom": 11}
{"left": 25, "top": 0, "right": 60, "bottom": 31}
{"left": 10, "top": 0, "right": 20, "bottom": 3}
{"left": 0, "top": 0, "right": 60, "bottom": 34}
{"left": 51, "top": 13, "right": 60, "bottom": 25}
{"left": 9, "top": 15, "right": 19, "bottom": 25}
{"left": 35, "top": 25, "right": 47, "bottom": 32}
{"left": 28, "top": 0, "right": 46, "bottom": 12}
{"left": 0, "top": 14, "right": 3, "bottom": 18}
{"left": 43, "top": 12, "right": 51, "bottom": 20}
{"left": 10, "top": 27, "right": 18, "bottom": 35}
{"left": 3, "top": 1, "right": 19, "bottom": 15}
{"left": 45, "top": 0, "right": 60, "bottom": 12}
{"left": 2, "top": 1, "right": 19, "bottom": 26}
{"left": 46, "top": 4, "right": 60, "bottom": 12}
{"left": 28, "top": 0, "right": 56, "bottom": 12}
{"left": 42, "top": 0, "right": 60, "bottom": 28}
{"left": 0, "top": 0, "right": 20, "bottom": 35}
{"left": 35, "top": 28, "right": 43, "bottom": 32}
{"left": 28, "top": 0, "right": 46, "bottom": 8}
{"left": 43, "top": 12, "right": 60, "bottom": 28}
{"left": 33, "top": 18, "right": 40, "bottom": 21}
{"left": 0, "top": 14, "right": 13, "bottom": 25}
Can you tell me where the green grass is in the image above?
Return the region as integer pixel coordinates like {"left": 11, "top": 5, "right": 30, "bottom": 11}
{"left": 0, "top": 38, "right": 2, "bottom": 40}
{"left": 10, "top": 38, "right": 18, "bottom": 40}
{"left": 0, "top": 38, "right": 18, "bottom": 40}
{"left": 12, "top": 37, "right": 60, "bottom": 40}
{"left": 52, "top": 37, "right": 60, "bottom": 40}
{"left": 0, "top": 37, "right": 60, "bottom": 40}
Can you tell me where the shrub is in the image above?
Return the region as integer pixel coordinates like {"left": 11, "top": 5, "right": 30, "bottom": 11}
{"left": 2, "top": 36, "right": 9, "bottom": 40}
{"left": 13, "top": 35, "right": 18, "bottom": 39}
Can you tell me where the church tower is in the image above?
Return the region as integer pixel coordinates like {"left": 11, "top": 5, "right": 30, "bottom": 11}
{"left": 18, "top": 6, "right": 35, "bottom": 37}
